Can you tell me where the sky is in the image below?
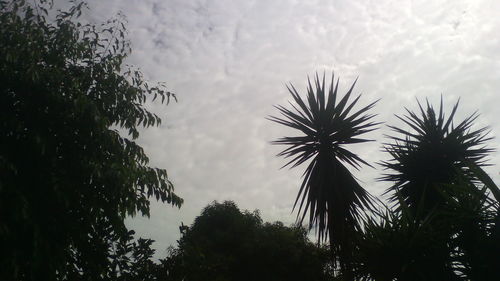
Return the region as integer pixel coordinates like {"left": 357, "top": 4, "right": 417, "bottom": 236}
{"left": 83, "top": 0, "right": 500, "bottom": 259}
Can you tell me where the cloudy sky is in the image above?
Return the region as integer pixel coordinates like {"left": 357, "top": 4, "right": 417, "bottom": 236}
{"left": 84, "top": 0, "right": 500, "bottom": 258}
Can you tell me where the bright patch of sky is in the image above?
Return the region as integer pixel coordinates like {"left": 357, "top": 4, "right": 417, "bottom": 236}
{"left": 84, "top": 0, "right": 500, "bottom": 258}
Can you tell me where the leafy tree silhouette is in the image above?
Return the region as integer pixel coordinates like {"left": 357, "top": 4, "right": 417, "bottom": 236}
{"left": 0, "top": 1, "right": 181, "bottom": 279}
{"left": 161, "top": 201, "right": 334, "bottom": 281}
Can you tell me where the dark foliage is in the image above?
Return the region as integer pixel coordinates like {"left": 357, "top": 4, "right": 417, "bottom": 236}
{"left": 162, "top": 201, "right": 334, "bottom": 281}
{"left": 62, "top": 223, "right": 160, "bottom": 281}
{"left": 381, "top": 98, "right": 492, "bottom": 212}
{"left": 354, "top": 173, "right": 500, "bottom": 281}
{"left": 0, "top": 1, "right": 181, "bottom": 280}
{"left": 353, "top": 99, "right": 499, "bottom": 280}
{"left": 444, "top": 175, "right": 500, "bottom": 280}
{"left": 269, "top": 73, "right": 378, "bottom": 276}
{"left": 354, "top": 205, "right": 459, "bottom": 280}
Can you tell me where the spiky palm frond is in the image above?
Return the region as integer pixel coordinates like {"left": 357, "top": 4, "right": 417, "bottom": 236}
{"left": 354, "top": 172, "right": 500, "bottom": 281}
{"left": 443, "top": 170, "right": 500, "bottom": 280}
{"left": 381, "top": 98, "right": 493, "bottom": 211}
{"left": 354, "top": 202, "right": 461, "bottom": 281}
{"left": 268, "top": 73, "right": 379, "bottom": 269}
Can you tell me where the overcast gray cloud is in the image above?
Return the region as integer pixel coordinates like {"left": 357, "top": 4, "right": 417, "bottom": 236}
{"left": 83, "top": 0, "right": 500, "bottom": 258}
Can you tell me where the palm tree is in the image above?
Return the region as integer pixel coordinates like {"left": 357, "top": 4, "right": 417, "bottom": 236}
{"left": 269, "top": 73, "right": 379, "bottom": 278}
{"left": 353, "top": 204, "right": 458, "bottom": 281}
{"left": 353, "top": 169, "right": 500, "bottom": 281}
{"left": 355, "top": 98, "right": 498, "bottom": 280}
{"left": 381, "top": 98, "right": 492, "bottom": 213}
{"left": 445, "top": 174, "right": 500, "bottom": 280}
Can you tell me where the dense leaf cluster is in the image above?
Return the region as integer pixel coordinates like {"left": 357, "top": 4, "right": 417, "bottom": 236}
{"left": 162, "top": 201, "right": 334, "bottom": 281}
{"left": 381, "top": 99, "right": 492, "bottom": 212}
{"left": 354, "top": 100, "right": 500, "bottom": 280}
{"left": 0, "top": 1, "right": 181, "bottom": 280}
{"left": 355, "top": 173, "right": 500, "bottom": 280}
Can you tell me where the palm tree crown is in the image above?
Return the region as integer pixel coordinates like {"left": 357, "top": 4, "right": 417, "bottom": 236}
{"left": 269, "top": 73, "right": 379, "bottom": 273}
{"left": 381, "top": 98, "right": 492, "bottom": 212}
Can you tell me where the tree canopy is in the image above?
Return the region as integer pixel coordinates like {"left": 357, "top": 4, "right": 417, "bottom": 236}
{"left": 0, "top": 1, "right": 181, "bottom": 280}
{"left": 162, "top": 201, "right": 334, "bottom": 281}
{"left": 2, "top": 1, "right": 500, "bottom": 280}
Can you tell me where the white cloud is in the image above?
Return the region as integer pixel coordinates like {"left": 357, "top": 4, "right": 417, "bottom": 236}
{"left": 83, "top": 0, "right": 500, "bottom": 258}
